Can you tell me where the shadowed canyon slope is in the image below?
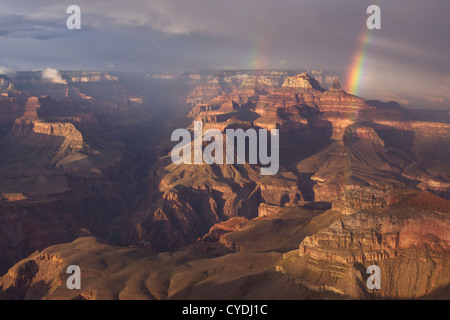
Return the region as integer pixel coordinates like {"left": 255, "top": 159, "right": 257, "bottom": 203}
{"left": 0, "top": 70, "right": 449, "bottom": 299}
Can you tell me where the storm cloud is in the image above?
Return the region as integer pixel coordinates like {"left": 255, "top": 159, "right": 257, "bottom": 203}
{"left": 1, "top": 0, "right": 449, "bottom": 108}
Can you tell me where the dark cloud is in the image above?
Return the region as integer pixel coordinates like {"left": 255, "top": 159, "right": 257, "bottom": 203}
{"left": 0, "top": 13, "right": 69, "bottom": 39}
{"left": 0, "top": 0, "right": 449, "bottom": 108}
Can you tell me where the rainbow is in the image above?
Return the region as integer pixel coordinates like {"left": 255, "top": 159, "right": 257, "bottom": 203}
{"left": 346, "top": 1, "right": 383, "bottom": 95}
{"left": 346, "top": 30, "right": 373, "bottom": 96}
{"left": 248, "top": 32, "right": 270, "bottom": 70}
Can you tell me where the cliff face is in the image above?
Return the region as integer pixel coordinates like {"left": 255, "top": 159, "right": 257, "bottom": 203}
{"left": 186, "top": 83, "right": 226, "bottom": 106}
{"left": 299, "top": 210, "right": 449, "bottom": 263}
{"left": 331, "top": 185, "right": 393, "bottom": 215}
{"left": 277, "top": 190, "right": 450, "bottom": 299}
{"left": 11, "top": 120, "right": 84, "bottom": 150}
{"left": 7, "top": 97, "right": 85, "bottom": 168}
{"left": 281, "top": 73, "right": 323, "bottom": 92}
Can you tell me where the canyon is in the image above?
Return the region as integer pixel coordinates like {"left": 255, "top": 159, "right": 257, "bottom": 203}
{"left": 0, "top": 70, "right": 448, "bottom": 299}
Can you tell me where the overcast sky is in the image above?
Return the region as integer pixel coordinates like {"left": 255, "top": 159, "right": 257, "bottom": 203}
{"left": 1, "top": 0, "right": 449, "bottom": 108}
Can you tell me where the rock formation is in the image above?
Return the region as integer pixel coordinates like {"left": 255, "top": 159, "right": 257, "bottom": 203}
{"left": 0, "top": 70, "right": 448, "bottom": 300}
{"left": 281, "top": 190, "right": 450, "bottom": 298}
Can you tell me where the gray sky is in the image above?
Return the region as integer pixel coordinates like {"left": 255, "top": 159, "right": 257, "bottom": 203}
{"left": 1, "top": 0, "right": 449, "bottom": 108}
